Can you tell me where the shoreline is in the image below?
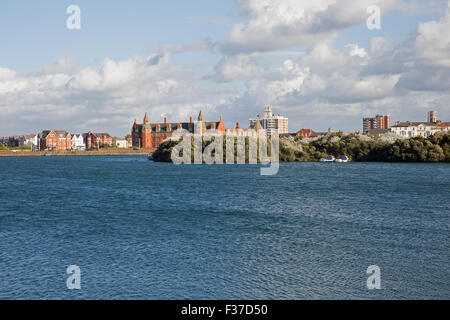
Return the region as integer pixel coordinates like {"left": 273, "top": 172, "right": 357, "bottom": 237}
{"left": 0, "top": 150, "right": 152, "bottom": 157}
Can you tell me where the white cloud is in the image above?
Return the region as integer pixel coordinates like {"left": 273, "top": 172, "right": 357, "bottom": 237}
{"left": 0, "top": 68, "right": 16, "bottom": 80}
{"left": 213, "top": 53, "right": 262, "bottom": 82}
{"left": 0, "top": 54, "right": 223, "bottom": 136}
{"left": 222, "top": 0, "right": 402, "bottom": 54}
{"left": 214, "top": 5, "right": 450, "bottom": 130}
{"left": 415, "top": 6, "right": 450, "bottom": 67}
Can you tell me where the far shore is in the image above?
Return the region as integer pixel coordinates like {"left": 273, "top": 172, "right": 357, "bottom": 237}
{"left": 0, "top": 149, "right": 153, "bottom": 157}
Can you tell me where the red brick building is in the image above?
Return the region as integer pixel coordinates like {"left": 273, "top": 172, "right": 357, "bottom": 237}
{"left": 84, "top": 132, "right": 113, "bottom": 149}
{"left": 132, "top": 111, "right": 226, "bottom": 149}
{"left": 296, "top": 128, "right": 328, "bottom": 138}
{"left": 38, "top": 130, "right": 72, "bottom": 151}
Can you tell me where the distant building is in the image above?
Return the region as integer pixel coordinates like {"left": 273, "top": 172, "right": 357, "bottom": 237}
{"left": 132, "top": 111, "right": 226, "bottom": 149}
{"left": 428, "top": 110, "right": 438, "bottom": 124}
{"left": 434, "top": 123, "right": 450, "bottom": 133}
{"left": 17, "top": 134, "right": 38, "bottom": 151}
{"left": 0, "top": 134, "right": 37, "bottom": 149}
{"left": 296, "top": 128, "right": 328, "bottom": 138}
{"left": 2, "top": 135, "right": 20, "bottom": 147}
{"left": 363, "top": 115, "right": 390, "bottom": 133}
{"left": 392, "top": 111, "right": 449, "bottom": 138}
{"left": 71, "top": 134, "right": 86, "bottom": 151}
{"left": 113, "top": 137, "right": 129, "bottom": 148}
{"left": 84, "top": 132, "right": 113, "bottom": 149}
{"left": 38, "top": 130, "right": 72, "bottom": 151}
{"left": 249, "top": 106, "right": 288, "bottom": 137}
{"left": 391, "top": 122, "right": 438, "bottom": 138}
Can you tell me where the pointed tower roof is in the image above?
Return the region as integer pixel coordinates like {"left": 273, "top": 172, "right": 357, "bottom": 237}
{"left": 198, "top": 110, "right": 204, "bottom": 122}
{"left": 144, "top": 112, "right": 150, "bottom": 124}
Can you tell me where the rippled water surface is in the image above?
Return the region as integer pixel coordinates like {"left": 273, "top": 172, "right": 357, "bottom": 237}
{"left": 0, "top": 156, "right": 449, "bottom": 299}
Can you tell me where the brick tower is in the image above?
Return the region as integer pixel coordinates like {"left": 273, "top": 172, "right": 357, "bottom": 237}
{"left": 142, "top": 112, "right": 152, "bottom": 148}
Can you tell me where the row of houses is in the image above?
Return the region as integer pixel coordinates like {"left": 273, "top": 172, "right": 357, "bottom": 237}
{"left": 361, "top": 110, "right": 450, "bottom": 138}
{"left": 0, "top": 134, "right": 38, "bottom": 150}
{"left": 391, "top": 121, "right": 450, "bottom": 138}
{"left": 1, "top": 131, "right": 131, "bottom": 151}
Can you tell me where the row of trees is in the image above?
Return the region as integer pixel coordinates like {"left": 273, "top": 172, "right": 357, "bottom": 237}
{"left": 280, "top": 132, "right": 450, "bottom": 162}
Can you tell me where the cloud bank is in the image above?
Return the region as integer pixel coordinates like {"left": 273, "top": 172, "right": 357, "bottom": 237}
{"left": 1, "top": 0, "right": 449, "bottom": 135}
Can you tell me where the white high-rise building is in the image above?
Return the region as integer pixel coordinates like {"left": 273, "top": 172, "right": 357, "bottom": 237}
{"left": 249, "top": 106, "right": 288, "bottom": 137}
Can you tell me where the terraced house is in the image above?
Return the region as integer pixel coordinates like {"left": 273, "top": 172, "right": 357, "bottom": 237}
{"left": 84, "top": 132, "right": 113, "bottom": 149}
{"left": 71, "top": 134, "right": 86, "bottom": 151}
{"left": 38, "top": 130, "right": 72, "bottom": 151}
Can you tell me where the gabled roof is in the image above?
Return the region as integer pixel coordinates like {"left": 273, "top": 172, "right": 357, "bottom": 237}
{"left": 40, "top": 130, "right": 70, "bottom": 138}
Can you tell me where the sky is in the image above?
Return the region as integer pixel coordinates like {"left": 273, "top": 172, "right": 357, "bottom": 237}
{"left": 0, "top": 0, "right": 449, "bottom": 136}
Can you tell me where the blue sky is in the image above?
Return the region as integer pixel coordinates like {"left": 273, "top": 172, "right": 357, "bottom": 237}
{"left": 0, "top": 1, "right": 234, "bottom": 71}
{"left": 0, "top": 0, "right": 449, "bottom": 136}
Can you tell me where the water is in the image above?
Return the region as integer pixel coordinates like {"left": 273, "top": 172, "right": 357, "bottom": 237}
{"left": 0, "top": 156, "right": 448, "bottom": 300}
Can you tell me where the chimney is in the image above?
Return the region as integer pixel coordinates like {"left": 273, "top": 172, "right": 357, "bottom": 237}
{"left": 190, "top": 116, "right": 193, "bottom": 123}
{"left": 236, "top": 122, "right": 240, "bottom": 129}
{"left": 164, "top": 117, "right": 167, "bottom": 124}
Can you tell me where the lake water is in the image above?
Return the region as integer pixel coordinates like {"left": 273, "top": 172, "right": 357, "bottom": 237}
{"left": 0, "top": 156, "right": 449, "bottom": 299}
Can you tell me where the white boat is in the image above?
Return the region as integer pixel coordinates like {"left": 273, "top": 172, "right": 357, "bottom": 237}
{"left": 339, "top": 155, "right": 349, "bottom": 163}
{"left": 320, "top": 155, "right": 335, "bottom": 162}
{"left": 334, "top": 155, "right": 349, "bottom": 163}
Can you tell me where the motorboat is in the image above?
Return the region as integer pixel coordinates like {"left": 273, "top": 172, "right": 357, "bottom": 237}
{"left": 320, "top": 155, "right": 335, "bottom": 162}
{"left": 336, "top": 155, "right": 349, "bottom": 163}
